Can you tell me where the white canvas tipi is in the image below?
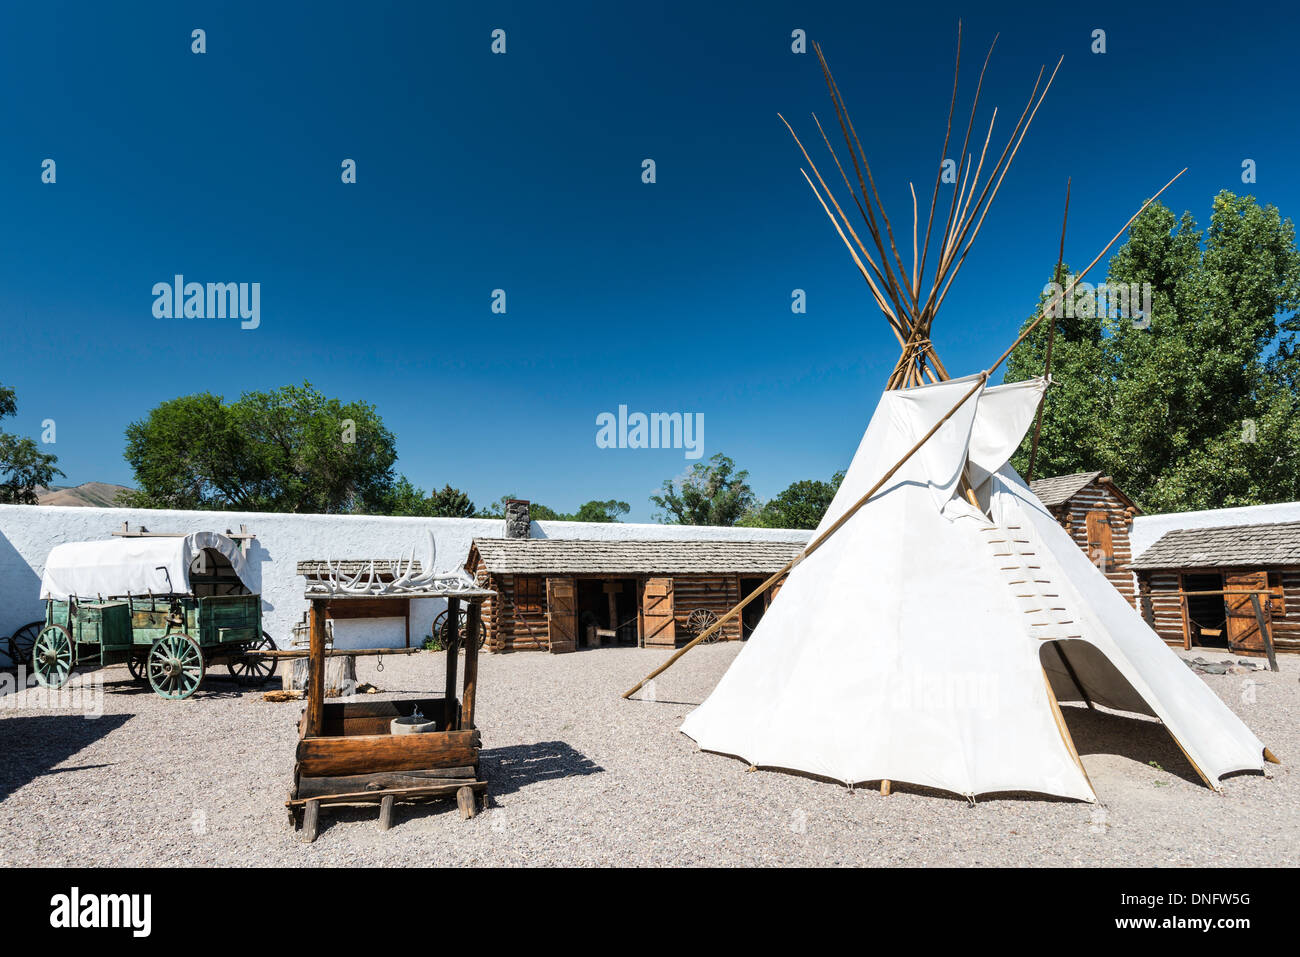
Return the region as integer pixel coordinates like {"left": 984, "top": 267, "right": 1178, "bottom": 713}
{"left": 658, "top": 36, "right": 1274, "bottom": 801}
{"left": 680, "top": 375, "right": 1270, "bottom": 800}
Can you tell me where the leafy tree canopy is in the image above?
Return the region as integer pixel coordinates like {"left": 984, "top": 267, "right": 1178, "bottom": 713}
{"left": 477, "top": 495, "right": 629, "bottom": 522}
{"left": 123, "top": 382, "right": 397, "bottom": 513}
{"left": 0, "top": 383, "right": 63, "bottom": 505}
{"left": 650, "top": 453, "right": 756, "bottom": 526}
{"left": 740, "top": 471, "right": 845, "bottom": 529}
{"left": 386, "top": 479, "right": 477, "bottom": 518}
{"left": 1007, "top": 190, "right": 1300, "bottom": 512}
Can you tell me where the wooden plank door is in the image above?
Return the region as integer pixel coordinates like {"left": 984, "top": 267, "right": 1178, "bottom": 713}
{"left": 1224, "top": 570, "right": 1268, "bottom": 653}
{"left": 546, "top": 577, "right": 577, "bottom": 654}
{"left": 1085, "top": 511, "right": 1113, "bottom": 572}
{"left": 641, "top": 577, "right": 676, "bottom": 647}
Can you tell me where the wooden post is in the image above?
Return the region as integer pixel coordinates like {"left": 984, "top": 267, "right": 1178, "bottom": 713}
{"left": 1041, "top": 668, "right": 1098, "bottom": 802}
{"left": 1249, "top": 593, "right": 1279, "bottom": 673}
{"left": 443, "top": 597, "right": 461, "bottom": 729}
{"left": 306, "top": 599, "right": 327, "bottom": 738}
{"left": 462, "top": 600, "right": 482, "bottom": 730}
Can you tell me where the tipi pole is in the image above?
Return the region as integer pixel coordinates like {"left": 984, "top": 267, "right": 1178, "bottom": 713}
{"left": 1025, "top": 177, "right": 1071, "bottom": 482}
{"left": 988, "top": 168, "right": 1185, "bottom": 377}
{"left": 1041, "top": 668, "right": 1098, "bottom": 802}
{"left": 622, "top": 373, "right": 989, "bottom": 700}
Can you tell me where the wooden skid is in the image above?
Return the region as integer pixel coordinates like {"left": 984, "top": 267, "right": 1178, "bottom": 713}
{"left": 287, "top": 779, "right": 487, "bottom": 808}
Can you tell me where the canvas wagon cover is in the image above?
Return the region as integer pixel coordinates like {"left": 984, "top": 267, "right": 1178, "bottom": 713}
{"left": 40, "top": 532, "right": 252, "bottom": 600}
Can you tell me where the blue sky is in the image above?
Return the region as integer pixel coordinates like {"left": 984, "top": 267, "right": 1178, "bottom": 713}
{"left": 2, "top": 1, "right": 1297, "bottom": 521}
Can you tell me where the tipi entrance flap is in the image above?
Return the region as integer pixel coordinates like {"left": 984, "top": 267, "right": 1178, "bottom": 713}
{"left": 817, "top": 375, "right": 987, "bottom": 534}
{"left": 967, "top": 377, "right": 1048, "bottom": 491}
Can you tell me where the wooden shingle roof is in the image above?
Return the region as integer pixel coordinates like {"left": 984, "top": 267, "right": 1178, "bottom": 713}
{"left": 1028, "top": 471, "right": 1102, "bottom": 508}
{"left": 1128, "top": 521, "right": 1300, "bottom": 570}
{"left": 469, "top": 538, "right": 804, "bottom": 576}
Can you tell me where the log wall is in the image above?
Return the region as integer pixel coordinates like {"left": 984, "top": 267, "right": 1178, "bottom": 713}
{"left": 466, "top": 552, "right": 778, "bottom": 652}
{"left": 1048, "top": 479, "right": 1138, "bottom": 607}
{"left": 1138, "top": 566, "right": 1300, "bottom": 654}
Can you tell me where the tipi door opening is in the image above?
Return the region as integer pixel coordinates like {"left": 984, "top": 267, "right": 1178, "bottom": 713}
{"left": 1038, "top": 638, "right": 1213, "bottom": 789}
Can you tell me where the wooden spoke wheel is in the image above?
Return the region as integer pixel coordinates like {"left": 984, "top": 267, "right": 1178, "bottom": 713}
{"left": 31, "top": 624, "right": 74, "bottom": 689}
{"left": 687, "top": 609, "right": 722, "bottom": 643}
{"left": 7, "top": 620, "right": 44, "bottom": 669}
{"left": 148, "top": 633, "right": 205, "bottom": 700}
{"left": 126, "top": 654, "right": 150, "bottom": 683}
{"left": 433, "top": 609, "right": 486, "bottom": 652}
{"left": 228, "top": 631, "right": 279, "bottom": 686}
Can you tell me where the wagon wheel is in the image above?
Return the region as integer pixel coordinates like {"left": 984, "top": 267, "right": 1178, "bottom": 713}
{"left": 126, "top": 654, "right": 150, "bottom": 683}
{"left": 434, "top": 609, "right": 486, "bottom": 652}
{"left": 31, "top": 624, "right": 74, "bottom": 689}
{"left": 7, "top": 620, "right": 43, "bottom": 669}
{"left": 687, "top": 609, "right": 722, "bottom": 643}
{"left": 148, "top": 633, "right": 205, "bottom": 700}
{"left": 228, "top": 631, "right": 279, "bottom": 686}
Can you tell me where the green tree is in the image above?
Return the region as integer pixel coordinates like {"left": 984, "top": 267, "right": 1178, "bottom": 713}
{"left": 650, "top": 453, "right": 756, "bottom": 526}
{"left": 740, "top": 471, "right": 844, "bottom": 529}
{"left": 476, "top": 495, "right": 628, "bottom": 522}
{"left": 571, "top": 499, "right": 630, "bottom": 523}
{"left": 123, "top": 382, "right": 397, "bottom": 513}
{"left": 1007, "top": 191, "right": 1300, "bottom": 512}
{"left": 385, "top": 479, "right": 477, "bottom": 517}
{"left": 0, "top": 384, "right": 63, "bottom": 504}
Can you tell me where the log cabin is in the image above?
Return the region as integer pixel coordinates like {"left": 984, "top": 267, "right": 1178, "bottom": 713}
{"left": 464, "top": 537, "right": 800, "bottom": 653}
{"left": 1129, "top": 521, "right": 1300, "bottom": 656}
{"left": 1028, "top": 471, "right": 1141, "bottom": 607}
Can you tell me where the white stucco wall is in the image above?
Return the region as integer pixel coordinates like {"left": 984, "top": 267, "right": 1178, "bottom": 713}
{"left": 0, "top": 504, "right": 810, "bottom": 662}
{"left": 1130, "top": 500, "right": 1300, "bottom": 564}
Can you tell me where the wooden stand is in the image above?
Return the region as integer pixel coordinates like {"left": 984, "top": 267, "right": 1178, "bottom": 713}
{"left": 287, "top": 592, "right": 493, "bottom": 842}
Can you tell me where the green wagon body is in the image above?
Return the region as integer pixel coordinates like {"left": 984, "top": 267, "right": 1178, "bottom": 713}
{"left": 44, "top": 594, "right": 262, "bottom": 662}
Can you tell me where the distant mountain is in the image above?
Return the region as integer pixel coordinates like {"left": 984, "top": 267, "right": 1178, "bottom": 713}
{"left": 36, "top": 482, "right": 134, "bottom": 507}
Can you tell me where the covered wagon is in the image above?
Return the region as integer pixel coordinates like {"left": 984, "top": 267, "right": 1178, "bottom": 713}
{"left": 27, "top": 532, "right": 275, "bottom": 698}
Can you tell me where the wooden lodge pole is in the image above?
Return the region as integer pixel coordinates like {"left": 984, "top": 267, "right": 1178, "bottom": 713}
{"left": 623, "top": 373, "right": 988, "bottom": 699}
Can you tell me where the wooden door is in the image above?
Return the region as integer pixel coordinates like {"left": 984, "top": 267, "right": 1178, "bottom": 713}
{"left": 546, "top": 577, "right": 577, "bottom": 654}
{"left": 1224, "top": 570, "right": 1269, "bottom": 653}
{"left": 641, "top": 577, "right": 676, "bottom": 647}
{"left": 1085, "top": 511, "right": 1113, "bottom": 572}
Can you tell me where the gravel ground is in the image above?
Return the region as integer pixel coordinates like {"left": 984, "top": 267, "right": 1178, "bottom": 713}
{"left": 0, "top": 644, "right": 1295, "bottom": 866}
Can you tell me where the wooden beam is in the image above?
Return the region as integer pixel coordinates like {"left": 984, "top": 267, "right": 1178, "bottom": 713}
{"left": 306, "top": 599, "right": 327, "bottom": 738}
{"left": 462, "top": 600, "right": 482, "bottom": 730}
{"left": 296, "top": 729, "right": 481, "bottom": 777}
{"left": 1249, "top": 592, "right": 1279, "bottom": 673}
{"left": 444, "top": 596, "right": 461, "bottom": 729}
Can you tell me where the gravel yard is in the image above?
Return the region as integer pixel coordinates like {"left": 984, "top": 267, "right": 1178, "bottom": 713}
{"left": 0, "top": 644, "right": 1295, "bottom": 867}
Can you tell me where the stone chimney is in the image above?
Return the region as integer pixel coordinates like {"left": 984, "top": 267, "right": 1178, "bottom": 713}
{"left": 504, "top": 499, "right": 531, "bottom": 539}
